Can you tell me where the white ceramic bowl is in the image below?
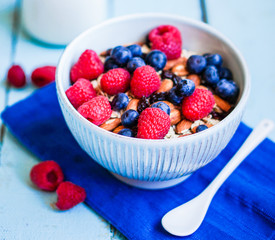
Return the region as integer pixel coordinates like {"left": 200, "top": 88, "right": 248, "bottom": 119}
{"left": 56, "top": 13, "right": 250, "bottom": 189}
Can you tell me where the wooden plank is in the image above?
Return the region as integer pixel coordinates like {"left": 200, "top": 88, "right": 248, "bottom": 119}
{"left": 207, "top": 0, "right": 275, "bottom": 141}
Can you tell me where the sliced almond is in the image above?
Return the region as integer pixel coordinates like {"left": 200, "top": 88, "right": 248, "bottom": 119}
{"left": 171, "top": 63, "right": 189, "bottom": 76}
{"left": 100, "top": 118, "right": 121, "bottom": 131}
{"left": 113, "top": 125, "right": 125, "bottom": 134}
{"left": 156, "top": 79, "right": 173, "bottom": 93}
{"left": 175, "top": 119, "right": 193, "bottom": 134}
{"left": 187, "top": 74, "right": 201, "bottom": 87}
{"left": 213, "top": 95, "right": 231, "bottom": 112}
{"left": 164, "top": 57, "right": 187, "bottom": 70}
{"left": 170, "top": 109, "right": 181, "bottom": 125}
{"left": 126, "top": 99, "right": 139, "bottom": 111}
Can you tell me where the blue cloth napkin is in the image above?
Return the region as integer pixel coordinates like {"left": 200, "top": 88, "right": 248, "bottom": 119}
{"left": 1, "top": 83, "right": 275, "bottom": 240}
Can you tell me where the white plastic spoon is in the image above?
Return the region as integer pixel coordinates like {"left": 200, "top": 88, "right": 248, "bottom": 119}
{"left": 162, "top": 119, "right": 274, "bottom": 237}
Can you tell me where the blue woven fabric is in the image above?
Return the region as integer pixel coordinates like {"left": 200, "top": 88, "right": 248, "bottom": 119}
{"left": 1, "top": 83, "right": 275, "bottom": 240}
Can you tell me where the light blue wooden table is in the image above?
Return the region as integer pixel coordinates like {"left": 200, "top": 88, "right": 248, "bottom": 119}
{"left": 0, "top": 0, "right": 274, "bottom": 239}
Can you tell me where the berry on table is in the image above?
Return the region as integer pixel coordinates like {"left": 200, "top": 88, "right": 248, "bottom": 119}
{"left": 121, "top": 109, "right": 139, "bottom": 128}
{"left": 7, "top": 65, "right": 26, "bottom": 88}
{"left": 104, "top": 56, "right": 120, "bottom": 72}
{"left": 30, "top": 160, "right": 64, "bottom": 191}
{"left": 196, "top": 124, "right": 208, "bottom": 132}
{"left": 118, "top": 128, "right": 135, "bottom": 137}
{"left": 175, "top": 78, "right": 195, "bottom": 97}
{"left": 186, "top": 55, "right": 207, "bottom": 74}
{"left": 205, "top": 53, "right": 223, "bottom": 67}
{"left": 126, "top": 44, "right": 142, "bottom": 57}
{"left": 148, "top": 25, "right": 182, "bottom": 60}
{"left": 137, "top": 108, "right": 171, "bottom": 139}
{"left": 215, "top": 78, "right": 239, "bottom": 103}
{"left": 31, "top": 66, "right": 56, "bottom": 87}
{"left": 151, "top": 101, "right": 171, "bottom": 115}
{"left": 182, "top": 88, "right": 215, "bottom": 121}
{"left": 111, "top": 93, "right": 129, "bottom": 111}
{"left": 145, "top": 50, "right": 167, "bottom": 71}
{"left": 70, "top": 49, "right": 104, "bottom": 83}
{"left": 100, "top": 68, "right": 131, "bottom": 95}
{"left": 78, "top": 96, "right": 112, "bottom": 126}
{"left": 202, "top": 65, "right": 220, "bottom": 86}
{"left": 111, "top": 46, "right": 132, "bottom": 66}
{"left": 66, "top": 78, "right": 97, "bottom": 109}
{"left": 55, "top": 181, "right": 86, "bottom": 210}
{"left": 126, "top": 57, "right": 146, "bottom": 73}
{"left": 130, "top": 65, "right": 161, "bottom": 98}
{"left": 219, "top": 67, "right": 233, "bottom": 80}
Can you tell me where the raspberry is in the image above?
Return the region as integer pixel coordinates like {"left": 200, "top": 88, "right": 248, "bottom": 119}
{"left": 130, "top": 65, "right": 161, "bottom": 98}
{"left": 148, "top": 25, "right": 182, "bottom": 60}
{"left": 7, "top": 65, "right": 26, "bottom": 88}
{"left": 31, "top": 66, "right": 56, "bottom": 87}
{"left": 66, "top": 78, "right": 97, "bottom": 109}
{"left": 55, "top": 182, "right": 86, "bottom": 210}
{"left": 77, "top": 96, "right": 112, "bottom": 125}
{"left": 182, "top": 88, "right": 215, "bottom": 121}
{"left": 137, "top": 108, "right": 170, "bottom": 139}
{"left": 70, "top": 49, "right": 104, "bottom": 83}
{"left": 30, "top": 160, "right": 64, "bottom": 191}
{"left": 100, "top": 68, "right": 130, "bottom": 95}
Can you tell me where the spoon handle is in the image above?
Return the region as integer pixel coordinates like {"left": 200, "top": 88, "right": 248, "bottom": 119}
{"left": 205, "top": 119, "right": 274, "bottom": 196}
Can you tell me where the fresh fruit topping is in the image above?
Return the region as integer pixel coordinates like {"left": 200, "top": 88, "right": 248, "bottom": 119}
{"left": 137, "top": 108, "right": 170, "bottom": 139}
{"left": 121, "top": 109, "right": 139, "bottom": 128}
{"left": 78, "top": 96, "right": 112, "bottom": 125}
{"left": 148, "top": 25, "right": 182, "bottom": 60}
{"left": 186, "top": 55, "right": 207, "bottom": 74}
{"left": 215, "top": 79, "right": 239, "bottom": 103}
{"left": 104, "top": 56, "right": 120, "bottom": 72}
{"left": 30, "top": 160, "right": 64, "bottom": 191}
{"left": 151, "top": 101, "right": 171, "bottom": 115}
{"left": 7, "top": 65, "right": 26, "bottom": 88}
{"left": 66, "top": 78, "right": 97, "bottom": 109}
{"left": 70, "top": 49, "right": 104, "bottom": 83}
{"left": 137, "top": 96, "right": 150, "bottom": 113}
{"left": 118, "top": 128, "right": 135, "bottom": 137}
{"left": 127, "top": 57, "right": 146, "bottom": 73}
{"left": 149, "top": 92, "right": 167, "bottom": 104}
{"left": 167, "top": 87, "right": 184, "bottom": 105}
{"left": 100, "top": 68, "right": 131, "bottom": 95}
{"left": 130, "top": 65, "right": 161, "bottom": 98}
{"left": 111, "top": 93, "right": 129, "bottom": 111}
{"left": 145, "top": 50, "right": 167, "bottom": 71}
{"left": 219, "top": 67, "right": 233, "bottom": 80}
{"left": 202, "top": 65, "right": 220, "bottom": 86}
{"left": 126, "top": 44, "right": 143, "bottom": 57}
{"left": 196, "top": 124, "right": 208, "bottom": 132}
{"left": 205, "top": 53, "right": 223, "bottom": 67}
{"left": 31, "top": 66, "right": 56, "bottom": 87}
{"left": 175, "top": 78, "right": 195, "bottom": 97}
{"left": 111, "top": 46, "right": 132, "bottom": 65}
{"left": 182, "top": 88, "right": 215, "bottom": 121}
{"left": 55, "top": 182, "right": 86, "bottom": 210}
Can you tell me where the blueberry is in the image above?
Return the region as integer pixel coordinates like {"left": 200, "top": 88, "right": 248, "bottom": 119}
{"left": 167, "top": 87, "right": 184, "bottom": 105}
{"left": 118, "top": 128, "right": 135, "bottom": 137}
{"left": 175, "top": 79, "right": 195, "bottom": 97}
{"left": 111, "top": 46, "right": 132, "bottom": 65}
{"left": 196, "top": 125, "right": 208, "bottom": 132}
{"left": 205, "top": 54, "right": 223, "bottom": 67}
{"left": 161, "top": 70, "right": 174, "bottom": 80}
{"left": 121, "top": 109, "right": 139, "bottom": 128}
{"left": 215, "top": 79, "right": 239, "bottom": 103}
{"left": 203, "top": 65, "right": 220, "bottom": 86}
{"left": 126, "top": 44, "right": 142, "bottom": 57}
{"left": 219, "top": 67, "right": 233, "bottom": 80}
{"left": 151, "top": 101, "right": 170, "bottom": 115}
{"left": 186, "top": 55, "right": 207, "bottom": 74}
{"left": 145, "top": 50, "right": 167, "bottom": 71}
{"left": 126, "top": 57, "right": 146, "bottom": 73}
{"left": 104, "top": 57, "right": 120, "bottom": 72}
{"left": 111, "top": 93, "right": 129, "bottom": 111}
